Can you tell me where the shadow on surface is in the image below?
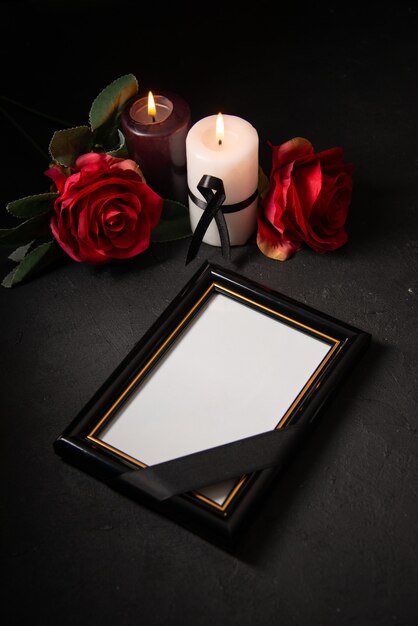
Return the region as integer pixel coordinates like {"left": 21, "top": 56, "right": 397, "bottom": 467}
{"left": 345, "top": 181, "right": 417, "bottom": 258}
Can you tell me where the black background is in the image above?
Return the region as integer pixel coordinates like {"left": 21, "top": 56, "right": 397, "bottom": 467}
{"left": 1, "top": 2, "right": 417, "bottom": 625}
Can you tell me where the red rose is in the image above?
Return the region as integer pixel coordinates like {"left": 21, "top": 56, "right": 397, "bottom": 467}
{"left": 257, "top": 137, "right": 353, "bottom": 260}
{"left": 45, "top": 153, "right": 163, "bottom": 263}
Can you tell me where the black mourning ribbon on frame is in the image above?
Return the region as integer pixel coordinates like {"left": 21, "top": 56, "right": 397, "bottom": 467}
{"left": 186, "top": 175, "right": 258, "bottom": 265}
{"left": 110, "top": 423, "right": 306, "bottom": 502}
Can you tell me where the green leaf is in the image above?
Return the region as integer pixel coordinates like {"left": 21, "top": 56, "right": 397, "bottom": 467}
{"left": 8, "top": 242, "right": 33, "bottom": 262}
{"left": 6, "top": 192, "right": 56, "bottom": 219}
{"left": 2, "top": 239, "right": 60, "bottom": 288}
{"left": 49, "top": 126, "right": 93, "bottom": 167}
{"left": 106, "top": 129, "right": 129, "bottom": 158}
{"left": 89, "top": 74, "right": 138, "bottom": 132}
{"left": 108, "top": 142, "right": 129, "bottom": 159}
{"left": 151, "top": 199, "right": 192, "bottom": 242}
{"left": 92, "top": 126, "right": 120, "bottom": 154}
{"left": 2, "top": 267, "right": 18, "bottom": 288}
{"left": 0, "top": 212, "right": 51, "bottom": 246}
{"left": 258, "top": 165, "right": 270, "bottom": 200}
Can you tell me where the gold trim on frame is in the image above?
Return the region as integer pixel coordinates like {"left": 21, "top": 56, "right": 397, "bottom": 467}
{"left": 87, "top": 282, "right": 341, "bottom": 513}
{"left": 88, "top": 283, "right": 215, "bottom": 440}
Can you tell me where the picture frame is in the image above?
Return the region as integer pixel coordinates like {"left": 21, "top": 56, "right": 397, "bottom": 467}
{"left": 54, "top": 262, "right": 371, "bottom": 549}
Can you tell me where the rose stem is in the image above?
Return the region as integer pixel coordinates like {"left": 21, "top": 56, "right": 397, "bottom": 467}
{"left": 0, "top": 96, "right": 75, "bottom": 127}
{"left": 0, "top": 106, "right": 49, "bottom": 160}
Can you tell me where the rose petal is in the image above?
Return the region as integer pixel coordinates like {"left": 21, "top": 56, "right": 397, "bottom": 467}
{"left": 45, "top": 165, "right": 68, "bottom": 193}
{"left": 291, "top": 158, "right": 322, "bottom": 220}
{"left": 256, "top": 229, "right": 301, "bottom": 261}
{"left": 256, "top": 203, "right": 301, "bottom": 261}
{"left": 108, "top": 219, "right": 152, "bottom": 258}
{"left": 272, "top": 137, "right": 313, "bottom": 170}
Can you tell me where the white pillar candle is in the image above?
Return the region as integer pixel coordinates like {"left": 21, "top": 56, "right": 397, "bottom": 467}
{"left": 186, "top": 114, "right": 259, "bottom": 246}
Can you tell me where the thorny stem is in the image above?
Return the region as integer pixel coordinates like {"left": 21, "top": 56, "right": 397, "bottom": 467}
{"left": 0, "top": 106, "right": 49, "bottom": 161}
{"left": 0, "top": 95, "right": 75, "bottom": 127}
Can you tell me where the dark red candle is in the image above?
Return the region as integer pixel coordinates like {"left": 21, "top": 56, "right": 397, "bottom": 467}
{"left": 120, "top": 90, "right": 191, "bottom": 204}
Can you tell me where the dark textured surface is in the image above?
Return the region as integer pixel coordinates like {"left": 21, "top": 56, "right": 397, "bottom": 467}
{"left": 1, "top": 2, "right": 417, "bottom": 625}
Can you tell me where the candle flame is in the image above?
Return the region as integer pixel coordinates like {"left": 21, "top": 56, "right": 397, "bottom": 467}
{"left": 148, "top": 91, "right": 156, "bottom": 118}
{"left": 216, "top": 112, "right": 224, "bottom": 145}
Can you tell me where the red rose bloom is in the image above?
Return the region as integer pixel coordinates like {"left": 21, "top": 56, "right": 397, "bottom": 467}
{"left": 257, "top": 137, "right": 353, "bottom": 260}
{"left": 45, "top": 153, "right": 163, "bottom": 263}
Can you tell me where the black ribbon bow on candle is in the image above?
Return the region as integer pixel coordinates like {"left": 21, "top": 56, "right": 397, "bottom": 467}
{"left": 186, "top": 175, "right": 258, "bottom": 265}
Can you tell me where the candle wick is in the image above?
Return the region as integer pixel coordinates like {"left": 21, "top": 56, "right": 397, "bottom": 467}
{"left": 218, "top": 139, "right": 222, "bottom": 146}
{"left": 152, "top": 115, "right": 156, "bottom": 123}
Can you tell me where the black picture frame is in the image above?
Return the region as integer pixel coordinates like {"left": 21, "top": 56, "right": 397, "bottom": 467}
{"left": 54, "top": 262, "right": 371, "bottom": 550}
